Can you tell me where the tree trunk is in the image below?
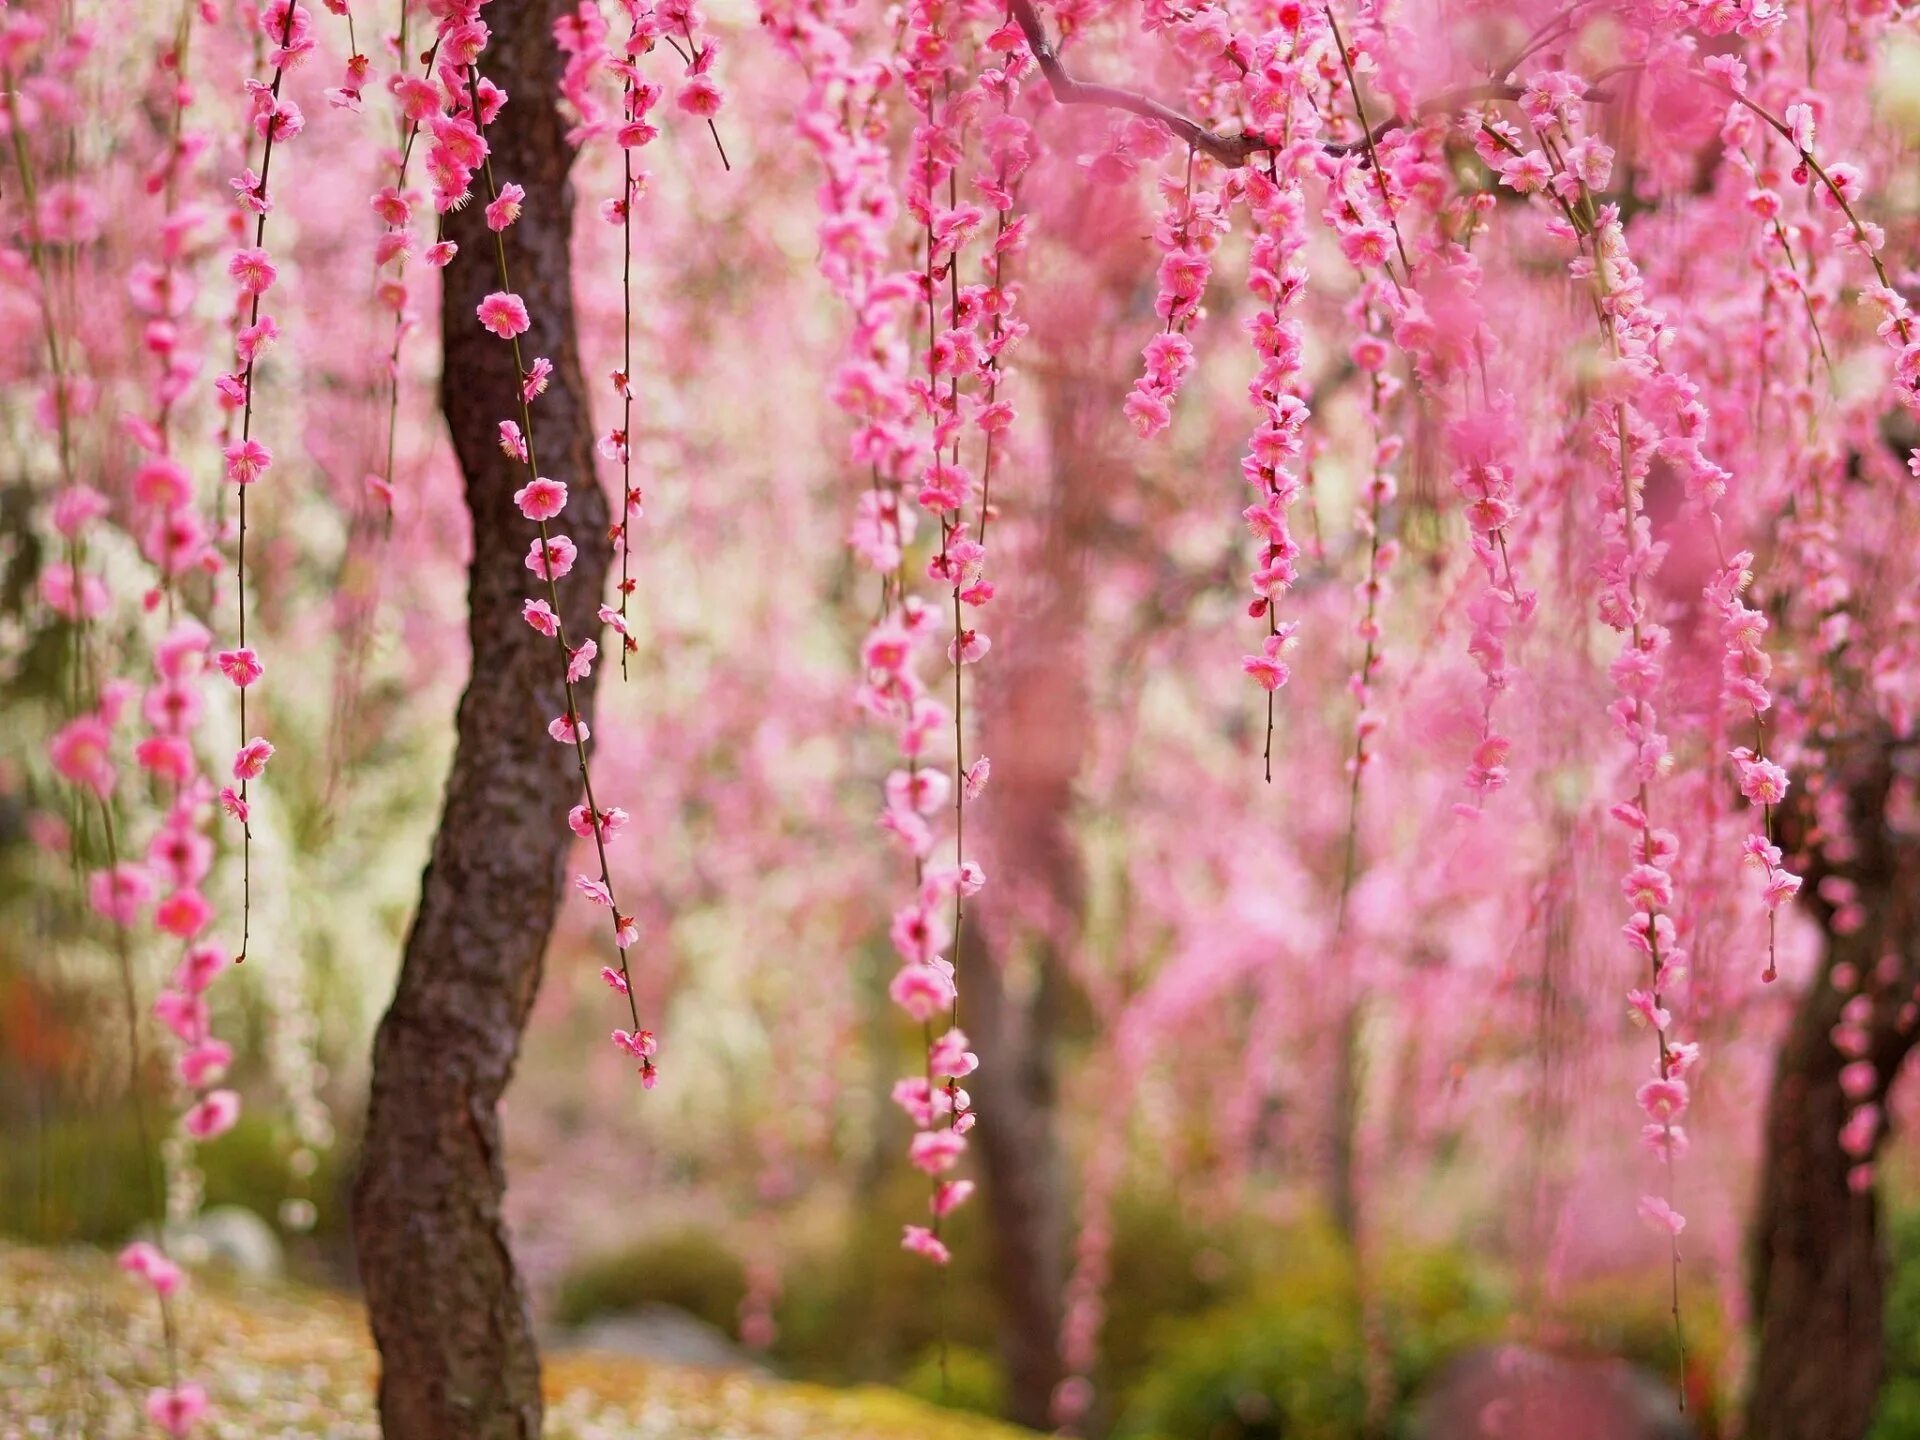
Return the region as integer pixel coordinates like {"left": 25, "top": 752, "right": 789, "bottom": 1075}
{"left": 1749, "top": 737, "right": 1920, "bottom": 1440}
{"left": 1328, "top": 998, "right": 1361, "bottom": 1242}
{"left": 350, "top": 5, "right": 607, "bottom": 1437}
{"left": 956, "top": 370, "right": 1107, "bottom": 1430}
{"left": 961, "top": 928, "right": 1067, "bottom": 1430}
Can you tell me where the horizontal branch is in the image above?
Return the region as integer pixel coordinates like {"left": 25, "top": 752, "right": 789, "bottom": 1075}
{"left": 1009, "top": 0, "right": 1609, "bottom": 171}
{"left": 1009, "top": 0, "right": 1274, "bottom": 167}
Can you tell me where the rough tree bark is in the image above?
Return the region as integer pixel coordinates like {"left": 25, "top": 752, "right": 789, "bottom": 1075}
{"left": 1749, "top": 734, "right": 1920, "bottom": 1440}
{"left": 350, "top": 5, "right": 608, "bottom": 1437}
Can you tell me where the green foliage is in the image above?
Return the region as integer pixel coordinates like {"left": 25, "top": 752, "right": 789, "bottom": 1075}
{"left": 900, "top": 1343, "right": 1008, "bottom": 1418}
{"left": 1099, "top": 1191, "right": 1262, "bottom": 1391}
{"left": 554, "top": 1227, "right": 750, "bottom": 1332}
{"left": 1870, "top": 1204, "right": 1920, "bottom": 1440}
{"left": 1115, "top": 1222, "right": 1505, "bottom": 1440}
{"left": 770, "top": 1166, "right": 998, "bottom": 1383}
{"left": 0, "top": 1109, "right": 343, "bottom": 1246}
{"left": 770, "top": 1175, "right": 1249, "bottom": 1407}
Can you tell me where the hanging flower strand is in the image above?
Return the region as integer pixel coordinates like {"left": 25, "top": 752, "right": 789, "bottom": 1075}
{"left": 138, "top": 618, "right": 247, "bottom": 1438}
{"left": 128, "top": 0, "right": 217, "bottom": 620}
{"left": 1474, "top": 68, "right": 1730, "bottom": 1382}
{"left": 885, "top": 0, "right": 989, "bottom": 1274}
{"left": 659, "top": 0, "right": 730, "bottom": 172}
{"left": 366, "top": 13, "right": 448, "bottom": 517}
{"left": 1332, "top": 291, "right": 1400, "bottom": 927}
{"left": 457, "top": 53, "right": 656, "bottom": 1082}
{"left": 605, "top": 0, "right": 666, "bottom": 679}
{"left": 12, "top": 26, "right": 207, "bottom": 1428}
{"left": 217, "top": 0, "right": 312, "bottom": 964}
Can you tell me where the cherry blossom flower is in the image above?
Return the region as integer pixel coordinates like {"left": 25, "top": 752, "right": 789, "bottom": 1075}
{"left": 1638, "top": 1195, "right": 1686, "bottom": 1237}
{"left": 476, "top": 291, "right": 531, "bottom": 339}
{"left": 514, "top": 477, "right": 568, "bottom": 521}
{"left": 183, "top": 1090, "right": 241, "bottom": 1142}
{"left": 146, "top": 1384, "right": 209, "bottom": 1437}
{"left": 901, "top": 1225, "right": 950, "bottom": 1265}
{"left": 215, "top": 648, "right": 264, "bottom": 688}
{"left": 485, "top": 182, "right": 525, "bottom": 231}
{"left": 526, "top": 535, "right": 578, "bottom": 581}
{"left": 232, "top": 737, "right": 275, "bottom": 780}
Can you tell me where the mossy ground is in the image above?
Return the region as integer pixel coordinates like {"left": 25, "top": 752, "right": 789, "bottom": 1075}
{"left": 0, "top": 1244, "right": 1033, "bottom": 1440}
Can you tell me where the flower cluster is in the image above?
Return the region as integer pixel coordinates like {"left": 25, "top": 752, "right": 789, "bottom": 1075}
{"left": 594, "top": 0, "right": 715, "bottom": 672}
{"left": 1123, "top": 145, "right": 1222, "bottom": 439}
{"left": 1235, "top": 166, "right": 1316, "bottom": 729}
{"left": 127, "top": 10, "right": 219, "bottom": 607}
{"left": 1334, "top": 293, "right": 1400, "bottom": 800}
{"left": 1734, "top": 85, "right": 1918, "bottom": 420}
{"left": 1444, "top": 398, "right": 1531, "bottom": 807}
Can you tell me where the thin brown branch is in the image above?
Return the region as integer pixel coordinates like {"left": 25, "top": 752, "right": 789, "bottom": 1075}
{"left": 1010, "top": 0, "right": 1272, "bottom": 165}
{"left": 1009, "top": 0, "right": 1599, "bottom": 170}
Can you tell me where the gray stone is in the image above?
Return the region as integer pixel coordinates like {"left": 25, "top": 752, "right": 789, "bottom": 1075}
{"left": 166, "top": 1205, "right": 285, "bottom": 1280}
{"left": 554, "top": 1306, "right": 764, "bottom": 1374}
{"left": 1415, "top": 1344, "right": 1693, "bottom": 1440}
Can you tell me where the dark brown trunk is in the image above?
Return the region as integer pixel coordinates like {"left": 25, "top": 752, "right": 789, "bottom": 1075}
{"left": 350, "top": 5, "right": 606, "bottom": 1437}
{"left": 1748, "top": 737, "right": 1920, "bottom": 1440}
{"left": 1747, "top": 948, "right": 1885, "bottom": 1440}
{"left": 960, "top": 929, "right": 1067, "bottom": 1430}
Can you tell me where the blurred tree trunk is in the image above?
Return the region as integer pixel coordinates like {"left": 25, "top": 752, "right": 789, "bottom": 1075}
{"left": 350, "top": 5, "right": 609, "bottom": 1438}
{"left": 961, "top": 930, "right": 1068, "bottom": 1429}
{"left": 1749, "top": 736, "right": 1919, "bottom": 1440}
{"left": 1328, "top": 1001, "right": 1361, "bottom": 1242}
{"left": 957, "top": 372, "right": 1106, "bottom": 1430}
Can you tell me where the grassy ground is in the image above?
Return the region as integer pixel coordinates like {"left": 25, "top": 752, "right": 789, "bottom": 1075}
{"left": 0, "top": 1244, "right": 1032, "bottom": 1439}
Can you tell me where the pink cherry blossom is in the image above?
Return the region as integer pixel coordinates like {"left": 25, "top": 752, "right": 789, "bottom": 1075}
{"left": 215, "top": 648, "right": 264, "bottom": 687}
{"left": 485, "top": 182, "right": 525, "bottom": 232}
{"left": 1638, "top": 1195, "right": 1687, "bottom": 1237}
{"left": 513, "top": 477, "right": 568, "bottom": 520}
{"left": 183, "top": 1089, "right": 241, "bottom": 1142}
{"left": 900, "top": 1225, "right": 951, "bottom": 1265}
{"left": 222, "top": 439, "right": 272, "bottom": 486}
{"left": 526, "top": 535, "right": 578, "bottom": 580}
{"left": 146, "top": 1384, "right": 209, "bottom": 1437}
{"left": 180, "top": 1040, "right": 234, "bottom": 1088}
{"left": 476, "top": 290, "right": 531, "bottom": 339}
{"left": 232, "top": 737, "right": 275, "bottom": 780}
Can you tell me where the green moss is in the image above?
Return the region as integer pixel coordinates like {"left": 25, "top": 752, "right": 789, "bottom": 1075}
{"left": 900, "top": 1343, "right": 1008, "bottom": 1418}
{"left": 554, "top": 1227, "right": 750, "bottom": 1332}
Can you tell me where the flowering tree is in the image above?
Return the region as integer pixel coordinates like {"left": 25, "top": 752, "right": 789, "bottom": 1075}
{"left": 9, "top": 0, "right": 1920, "bottom": 1438}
